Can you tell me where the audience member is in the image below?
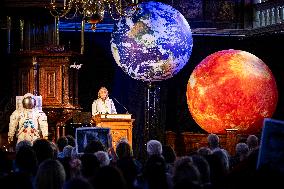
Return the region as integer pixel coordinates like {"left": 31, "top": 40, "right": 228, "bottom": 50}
{"left": 63, "top": 176, "right": 94, "bottom": 189}
{"left": 190, "top": 154, "right": 212, "bottom": 189}
{"left": 147, "top": 139, "right": 163, "bottom": 157}
{"left": 63, "top": 145, "right": 74, "bottom": 159}
{"left": 15, "top": 139, "right": 32, "bottom": 153}
{"left": 83, "top": 140, "right": 106, "bottom": 154}
{"left": 15, "top": 145, "right": 37, "bottom": 176}
{"left": 207, "top": 134, "right": 221, "bottom": 152}
{"left": 91, "top": 166, "right": 127, "bottom": 189}
{"left": 173, "top": 156, "right": 201, "bottom": 189}
{"left": 32, "top": 138, "right": 55, "bottom": 164}
{"left": 57, "top": 136, "right": 68, "bottom": 159}
{"left": 94, "top": 150, "right": 110, "bottom": 167}
{"left": 80, "top": 153, "right": 100, "bottom": 179}
{"left": 116, "top": 140, "right": 142, "bottom": 189}
{"left": 34, "top": 159, "right": 66, "bottom": 189}
{"left": 162, "top": 145, "right": 177, "bottom": 176}
{"left": 197, "top": 147, "right": 212, "bottom": 156}
{"left": 66, "top": 135, "right": 76, "bottom": 147}
{"left": 246, "top": 134, "right": 259, "bottom": 153}
{"left": 135, "top": 154, "right": 171, "bottom": 189}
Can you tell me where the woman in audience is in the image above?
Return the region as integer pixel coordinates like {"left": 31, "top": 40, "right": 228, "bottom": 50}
{"left": 134, "top": 154, "right": 171, "bottom": 189}
{"left": 173, "top": 156, "right": 201, "bottom": 189}
{"left": 34, "top": 159, "right": 66, "bottom": 189}
{"left": 230, "top": 142, "right": 249, "bottom": 170}
{"left": 32, "top": 138, "right": 55, "bottom": 165}
{"left": 190, "top": 154, "right": 212, "bottom": 189}
{"left": 115, "top": 140, "right": 142, "bottom": 189}
{"left": 162, "top": 145, "right": 177, "bottom": 176}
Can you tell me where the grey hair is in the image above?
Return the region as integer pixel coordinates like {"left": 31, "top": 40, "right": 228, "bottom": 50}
{"left": 236, "top": 142, "right": 249, "bottom": 156}
{"left": 94, "top": 151, "right": 110, "bottom": 167}
{"left": 147, "top": 139, "right": 162, "bottom": 156}
{"left": 63, "top": 145, "right": 73, "bottom": 158}
{"left": 246, "top": 135, "right": 259, "bottom": 150}
{"left": 207, "top": 133, "right": 220, "bottom": 148}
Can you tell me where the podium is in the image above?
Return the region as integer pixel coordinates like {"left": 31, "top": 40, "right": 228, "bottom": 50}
{"left": 92, "top": 114, "right": 134, "bottom": 149}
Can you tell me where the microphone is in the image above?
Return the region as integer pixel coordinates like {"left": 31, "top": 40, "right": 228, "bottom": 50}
{"left": 112, "top": 96, "right": 129, "bottom": 114}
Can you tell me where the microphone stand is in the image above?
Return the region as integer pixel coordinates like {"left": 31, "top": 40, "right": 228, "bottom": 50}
{"left": 112, "top": 97, "right": 129, "bottom": 114}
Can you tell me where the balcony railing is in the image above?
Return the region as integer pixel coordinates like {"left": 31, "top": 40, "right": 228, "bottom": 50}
{"left": 253, "top": 0, "right": 284, "bottom": 28}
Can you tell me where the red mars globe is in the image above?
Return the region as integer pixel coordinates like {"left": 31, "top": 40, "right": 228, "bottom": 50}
{"left": 186, "top": 49, "right": 278, "bottom": 134}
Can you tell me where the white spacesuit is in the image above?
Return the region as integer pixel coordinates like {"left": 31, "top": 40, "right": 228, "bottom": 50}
{"left": 8, "top": 93, "right": 48, "bottom": 144}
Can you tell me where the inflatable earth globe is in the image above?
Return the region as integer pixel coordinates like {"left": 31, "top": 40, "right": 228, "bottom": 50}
{"left": 186, "top": 49, "right": 278, "bottom": 134}
{"left": 111, "top": 1, "right": 193, "bottom": 82}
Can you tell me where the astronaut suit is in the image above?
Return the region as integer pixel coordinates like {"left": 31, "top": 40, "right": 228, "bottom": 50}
{"left": 8, "top": 93, "right": 48, "bottom": 144}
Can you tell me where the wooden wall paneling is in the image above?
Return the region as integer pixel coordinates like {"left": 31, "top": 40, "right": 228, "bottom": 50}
{"left": 18, "top": 66, "right": 33, "bottom": 95}
{"left": 39, "top": 65, "right": 62, "bottom": 106}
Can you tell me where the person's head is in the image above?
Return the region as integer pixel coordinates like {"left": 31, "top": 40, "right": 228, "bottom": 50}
{"left": 246, "top": 134, "right": 259, "bottom": 150}
{"left": 66, "top": 135, "right": 76, "bottom": 147}
{"left": 80, "top": 153, "right": 100, "bottom": 178}
{"left": 94, "top": 151, "right": 110, "bottom": 167}
{"left": 207, "top": 134, "right": 220, "bottom": 149}
{"left": 15, "top": 145, "right": 38, "bottom": 175}
{"left": 147, "top": 139, "right": 163, "bottom": 157}
{"left": 63, "top": 145, "right": 74, "bottom": 158}
{"left": 91, "top": 166, "right": 127, "bottom": 189}
{"left": 35, "top": 159, "right": 66, "bottom": 189}
{"left": 162, "top": 145, "right": 176, "bottom": 164}
{"left": 98, "top": 87, "right": 108, "bottom": 100}
{"left": 235, "top": 142, "right": 249, "bottom": 157}
{"left": 190, "top": 154, "right": 211, "bottom": 185}
{"left": 173, "top": 156, "right": 201, "bottom": 187}
{"left": 56, "top": 136, "right": 68, "bottom": 152}
{"left": 33, "top": 138, "right": 55, "bottom": 164}
{"left": 15, "top": 139, "right": 33, "bottom": 153}
{"left": 116, "top": 141, "right": 133, "bottom": 159}
{"left": 197, "top": 147, "right": 212, "bottom": 156}
{"left": 22, "top": 93, "right": 36, "bottom": 109}
{"left": 83, "top": 140, "right": 106, "bottom": 154}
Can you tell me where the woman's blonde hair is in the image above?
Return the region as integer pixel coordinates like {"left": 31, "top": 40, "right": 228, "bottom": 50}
{"left": 98, "top": 87, "right": 108, "bottom": 98}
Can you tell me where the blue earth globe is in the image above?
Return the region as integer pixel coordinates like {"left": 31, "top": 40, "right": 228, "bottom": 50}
{"left": 111, "top": 1, "right": 193, "bottom": 82}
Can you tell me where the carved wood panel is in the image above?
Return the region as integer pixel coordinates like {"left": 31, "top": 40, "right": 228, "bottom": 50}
{"left": 39, "top": 66, "right": 62, "bottom": 107}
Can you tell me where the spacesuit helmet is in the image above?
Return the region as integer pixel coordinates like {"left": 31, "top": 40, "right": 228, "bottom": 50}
{"left": 22, "top": 93, "right": 36, "bottom": 109}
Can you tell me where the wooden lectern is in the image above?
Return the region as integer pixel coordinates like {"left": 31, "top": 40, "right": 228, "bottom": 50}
{"left": 92, "top": 114, "right": 134, "bottom": 150}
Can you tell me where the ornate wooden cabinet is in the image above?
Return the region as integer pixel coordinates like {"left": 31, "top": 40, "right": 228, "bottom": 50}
{"left": 11, "top": 49, "right": 82, "bottom": 140}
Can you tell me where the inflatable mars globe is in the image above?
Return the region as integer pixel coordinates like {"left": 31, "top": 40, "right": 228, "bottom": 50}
{"left": 186, "top": 49, "right": 278, "bottom": 134}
